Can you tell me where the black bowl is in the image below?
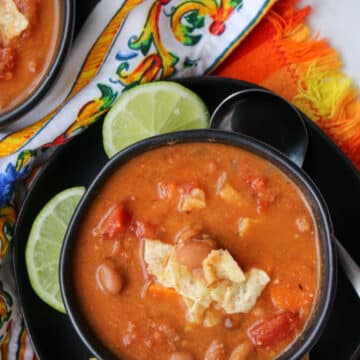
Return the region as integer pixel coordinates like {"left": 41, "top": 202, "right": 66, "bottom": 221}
{"left": 60, "top": 129, "right": 337, "bottom": 360}
{"left": 0, "top": 0, "right": 75, "bottom": 127}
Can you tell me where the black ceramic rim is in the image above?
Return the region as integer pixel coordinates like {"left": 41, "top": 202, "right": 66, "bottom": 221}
{"left": 0, "top": 0, "right": 75, "bottom": 128}
{"left": 60, "top": 129, "right": 337, "bottom": 360}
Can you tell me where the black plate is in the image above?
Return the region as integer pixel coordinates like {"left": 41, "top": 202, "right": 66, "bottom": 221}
{"left": 13, "top": 76, "right": 360, "bottom": 360}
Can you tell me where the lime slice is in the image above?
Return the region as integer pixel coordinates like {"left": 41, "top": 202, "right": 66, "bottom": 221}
{"left": 103, "top": 81, "right": 210, "bottom": 158}
{"left": 25, "top": 186, "right": 85, "bottom": 313}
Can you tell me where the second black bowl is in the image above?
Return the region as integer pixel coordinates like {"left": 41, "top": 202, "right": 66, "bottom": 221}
{"left": 0, "top": 0, "right": 75, "bottom": 127}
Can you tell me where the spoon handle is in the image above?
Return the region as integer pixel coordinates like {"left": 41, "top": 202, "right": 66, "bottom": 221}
{"left": 334, "top": 236, "right": 360, "bottom": 299}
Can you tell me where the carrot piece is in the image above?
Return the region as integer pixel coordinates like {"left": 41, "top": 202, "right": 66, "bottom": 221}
{"left": 270, "top": 284, "right": 307, "bottom": 312}
{"left": 269, "top": 262, "right": 315, "bottom": 312}
{"left": 147, "top": 284, "right": 179, "bottom": 300}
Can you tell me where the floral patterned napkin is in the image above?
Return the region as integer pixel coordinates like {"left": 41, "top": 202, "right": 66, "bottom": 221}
{"left": 0, "top": 0, "right": 275, "bottom": 357}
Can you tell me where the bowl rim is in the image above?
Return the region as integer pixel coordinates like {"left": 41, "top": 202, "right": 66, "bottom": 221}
{"left": 60, "top": 129, "right": 337, "bottom": 360}
{"left": 0, "top": 0, "right": 75, "bottom": 128}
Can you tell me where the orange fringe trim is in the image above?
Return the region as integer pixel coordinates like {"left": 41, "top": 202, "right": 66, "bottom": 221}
{"left": 217, "top": 0, "right": 360, "bottom": 170}
{"left": 267, "top": 1, "right": 360, "bottom": 168}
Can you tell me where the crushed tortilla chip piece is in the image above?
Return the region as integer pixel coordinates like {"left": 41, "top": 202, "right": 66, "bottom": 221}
{"left": 179, "top": 188, "right": 206, "bottom": 212}
{"left": 203, "top": 249, "right": 245, "bottom": 284}
{"left": 144, "top": 239, "right": 270, "bottom": 326}
{"left": 143, "top": 239, "right": 172, "bottom": 280}
{"left": 183, "top": 297, "right": 209, "bottom": 323}
{"left": 219, "top": 183, "right": 242, "bottom": 203}
{"left": 210, "top": 269, "right": 270, "bottom": 313}
{"left": 0, "top": 0, "right": 29, "bottom": 41}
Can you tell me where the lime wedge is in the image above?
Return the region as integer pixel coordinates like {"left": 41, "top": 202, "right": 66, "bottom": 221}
{"left": 25, "top": 186, "right": 85, "bottom": 313}
{"left": 102, "top": 81, "right": 210, "bottom": 158}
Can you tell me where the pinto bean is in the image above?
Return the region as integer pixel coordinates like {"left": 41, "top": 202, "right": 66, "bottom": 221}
{"left": 175, "top": 226, "right": 201, "bottom": 244}
{"left": 96, "top": 261, "right": 124, "bottom": 295}
{"left": 175, "top": 239, "right": 216, "bottom": 269}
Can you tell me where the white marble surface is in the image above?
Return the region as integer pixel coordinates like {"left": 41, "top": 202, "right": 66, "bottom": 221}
{"left": 306, "top": 0, "right": 360, "bottom": 88}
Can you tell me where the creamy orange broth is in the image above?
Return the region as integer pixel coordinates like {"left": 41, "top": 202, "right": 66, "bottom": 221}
{"left": 73, "top": 143, "right": 318, "bottom": 360}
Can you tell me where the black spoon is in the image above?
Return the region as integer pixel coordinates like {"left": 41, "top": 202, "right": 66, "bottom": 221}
{"left": 210, "top": 88, "right": 360, "bottom": 299}
{"left": 211, "top": 89, "right": 308, "bottom": 167}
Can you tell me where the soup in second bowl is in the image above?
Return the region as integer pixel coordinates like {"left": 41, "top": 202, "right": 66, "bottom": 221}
{"left": 0, "top": 0, "right": 61, "bottom": 113}
{"left": 72, "top": 142, "right": 319, "bottom": 359}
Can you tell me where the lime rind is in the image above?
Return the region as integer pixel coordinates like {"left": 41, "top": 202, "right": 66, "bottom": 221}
{"left": 103, "top": 82, "right": 209, "bottom": 158}
{"left": 25, "top": 186, "right": 85, "bottom": 313}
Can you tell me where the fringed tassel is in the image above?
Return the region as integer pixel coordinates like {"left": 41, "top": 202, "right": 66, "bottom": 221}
{"left": 294, "top": 64, "right": 353, "bottom": 120}
{"left": 266, "top": 0, "right": 360, "bottom": 169}
{"left": 267, "top": 3, "right": 311, "bottom": 40}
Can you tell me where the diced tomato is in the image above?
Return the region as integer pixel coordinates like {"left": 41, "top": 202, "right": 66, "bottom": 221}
{"left": 256, "top": 191, "right": 276, "bottom": 213}
{"left": 95, "top": 205, "right": 130, "bottom": 240}
{"left": 248, "top": 312, "right": 298, "bottom": 347}
{"left": 246, "top": 176, "right": 277, "bottom": 212}
{"left": 133, "top": 221, "right": 156, "bottom": 239}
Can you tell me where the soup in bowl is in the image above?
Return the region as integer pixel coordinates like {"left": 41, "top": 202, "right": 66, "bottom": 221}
{"left": 60, "top": 130, "right": 336, "bottom": 360}
{"left": 0, "top": 0, "right": 74, "bottom": 126}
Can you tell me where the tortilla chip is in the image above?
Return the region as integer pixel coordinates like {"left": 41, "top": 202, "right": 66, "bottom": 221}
{"left": 0, "top": 0, "right": 29, "bottom": 41}
{"left": 211, "top": 269, "right": 270, "bottom": 314}
{"left": 143, "top": 239, "right": 172, "bottom": 281}
{"left": 144, "top": 239, "right": 210, "bottom": 305}
{"left": 218, "top": 183, "right": 242, "bottom": 203}
{"left": 183, "top": 297, "right": 208, "bottom": 323}
{"left": 165, "top": 253, "right": 210, "bottom": 303}
{"left": 178, "top": 188, "right": 206, "bottom": 212}
{"left": 144, "top": 239, "right": 270, "bottom": 325}
{"left": 203, "top": 249, "right": 246, "bottom": 285}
